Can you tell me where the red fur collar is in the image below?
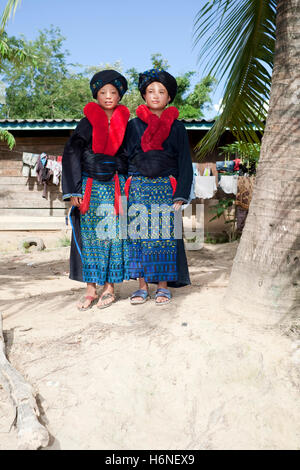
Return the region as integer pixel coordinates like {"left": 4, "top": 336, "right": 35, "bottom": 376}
{"left": 136, "top": 104, "right": 179, "bottom": 152}
{"left": 84, "top": 102, "right": 130, "bottom": 156}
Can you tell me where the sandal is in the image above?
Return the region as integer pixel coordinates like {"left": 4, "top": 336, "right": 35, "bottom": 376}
{"left": 97, "top": 293, "right": 117, "bottom": 309}
{"left": 77, "top": 295, "right": 98, "bottom": 311}
{"left": 155, "top": 288, "right": 171, "bottom": 305}
{"left": 130, "top": 289, "right": 150, "bottom": 305}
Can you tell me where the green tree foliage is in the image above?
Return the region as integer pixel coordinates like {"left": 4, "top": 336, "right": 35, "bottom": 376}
{"left": 150, "top": 53, "right": 170, "bottom": 70}
{"left": 121, "top": 67, "right": 143, "bottom": 118}
{"left": 218, "top": 140, "right": 260, "bottom": 170}
{"left": 0, "top": 0, "right": 28, "bottom": 147}
{"left": 173, "top": 73, "right": 216, "bottom": 119}
{"left": 0, "top": 29, "right": 216, "bottom": 121}
{"left": 0, "top": 26, "right": 91, "bottom": 119}
{"left": 123, "top": 53, "right": 216, "bottom": 119}
{"left": 0, "top": 31, "right": 28, "bottom": 68}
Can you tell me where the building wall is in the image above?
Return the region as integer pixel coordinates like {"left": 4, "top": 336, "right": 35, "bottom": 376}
{"left": 0, "top": 128, "right": 235, "bottom": 235}
{"left": 0, "top": 132, "right": 70, "bottom": 229}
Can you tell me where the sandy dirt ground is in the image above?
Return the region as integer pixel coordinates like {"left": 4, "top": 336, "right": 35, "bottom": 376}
{"left": 0, "top": 232, "right": 299, "bottom": 450}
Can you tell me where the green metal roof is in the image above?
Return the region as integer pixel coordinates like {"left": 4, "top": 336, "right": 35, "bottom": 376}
{"left": 0, "top": 118, "right": 215, "bottom": 131}
{"left": 182, "top": 120, "right": 215, "bottom": 130}
{"left": 0, "top": 119, "right": 81, "bottom": 130}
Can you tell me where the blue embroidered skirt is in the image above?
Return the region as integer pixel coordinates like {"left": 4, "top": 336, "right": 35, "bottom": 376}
{"left": 80, "top": 175, "right": 129, "bottom": 285}
{"left": 128, "top": 176, "right": 178, "bottom": 283}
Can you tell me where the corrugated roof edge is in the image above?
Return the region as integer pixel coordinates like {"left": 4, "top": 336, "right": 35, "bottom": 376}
{"left": 0, "top": 118, "right": 216, "bottom": 131}
{"left": 0, "top": 118, "right": 81, "bottom": 123}
{"left": 0, "top": 118, "right": 215, "bottom": 123}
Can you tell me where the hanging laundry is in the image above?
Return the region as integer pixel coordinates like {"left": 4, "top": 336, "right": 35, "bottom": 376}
{"left": 195, "top": 162, "right": 217, "bottom": 177}
{"left": 30, "top": 162, "right": 38, "bottom": 177}
{"left": 22, "top": 152, "right": 39, "bottom": 177}
{"left": 216, "top": 160, "right": 235, "bottom": 173}
{"left": 219, "top": 174, "right": 238, "bottom": 195}
{"left": 36, "top": 154, "right": 47, "bottom": 198}
{"left": 194, "top": 175, "right": 217, "bottom": 199}
{"left": 233, "top": 158, "right": 241, "bottom": 171}
{"left": 189, "top": 162, "right": 199, "bottom": 200}
{"left": 182, "top": 163, "right": 198, "bottom": 210}
{"left": 46, "top": 158, "right": 62, "bottom": 185}
{"left": 40, "top": 152, "right": 47, "bottom": 167}
{"left": 22, "top": 151, "right": 63, "bottom": 197}
{"left": 203, "top": 167, "right": 213, "bottom": 176}
{"left": 22, "top": 162, "right": 30, "bottom": 177}
{"left": 36, "top": 153, "right": 57, "bottom": 199}
{"left": 36, "top": 153, "right": 46, "bottom": 182}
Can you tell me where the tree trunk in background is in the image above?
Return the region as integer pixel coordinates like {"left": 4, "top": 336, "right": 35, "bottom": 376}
{"left": 224, "top": 0, "right": 300, "bottom": 326}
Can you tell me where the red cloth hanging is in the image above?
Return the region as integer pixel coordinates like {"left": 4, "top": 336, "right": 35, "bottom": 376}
{"left": 234, "top": 158, "right": 241, "bottom": 171}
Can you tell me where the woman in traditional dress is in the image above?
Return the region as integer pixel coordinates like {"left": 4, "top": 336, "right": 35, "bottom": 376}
{"left": 62, "top": 70, "right": 130, "bottom": 310}
{"left": 124, "top": 68, "right": 193, "bottom": 305}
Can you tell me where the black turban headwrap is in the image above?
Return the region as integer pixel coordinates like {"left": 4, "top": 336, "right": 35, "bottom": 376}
{"left": 138, "top": 68, "right": 177, "bottom": 103}
{"left": 90, "top": 70, "right": 128, "bottom": 100}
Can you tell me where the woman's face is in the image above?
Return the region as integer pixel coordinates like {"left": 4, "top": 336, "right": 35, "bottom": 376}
{"left": 97, "top": 84, "right": 120, "bottom": 110}
{"left": 144, "top": 81, "right": 170, "bottom": 112}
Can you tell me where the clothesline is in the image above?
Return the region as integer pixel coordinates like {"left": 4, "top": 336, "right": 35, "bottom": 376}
{"left": 19, "top": 152, "right": 255, "bottom": 203}
{"left": 22, "top": 152, "right": 62, "bottom": 199}
{"left": 187, "top": 162, "right": 256, "bottom": 202}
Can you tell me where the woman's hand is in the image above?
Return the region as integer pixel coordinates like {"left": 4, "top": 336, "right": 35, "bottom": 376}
{"left": 173, "top": 200, "right": 184, "bottom": 211}
{"left": 70, "top": 196, "right": 82, "bottom": 207}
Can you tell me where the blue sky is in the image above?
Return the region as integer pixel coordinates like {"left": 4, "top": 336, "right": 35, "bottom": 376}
{"left": 1, "top": 0, "right": 223, "bottom": 118}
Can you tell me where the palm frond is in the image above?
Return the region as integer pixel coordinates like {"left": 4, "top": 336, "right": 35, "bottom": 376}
{"left": 193, "top": 0, "right": 276, "bottom": 158}
{"left": 0, "top": 130, "right": 15, "bottom": 149}
{"left": 0, "top": 0, "right": 22, "bottom": 33}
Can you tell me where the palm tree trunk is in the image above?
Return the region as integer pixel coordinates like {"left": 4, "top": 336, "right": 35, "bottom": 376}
{"left": 224, "top": 0, "right": 300, "bottom": 326}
